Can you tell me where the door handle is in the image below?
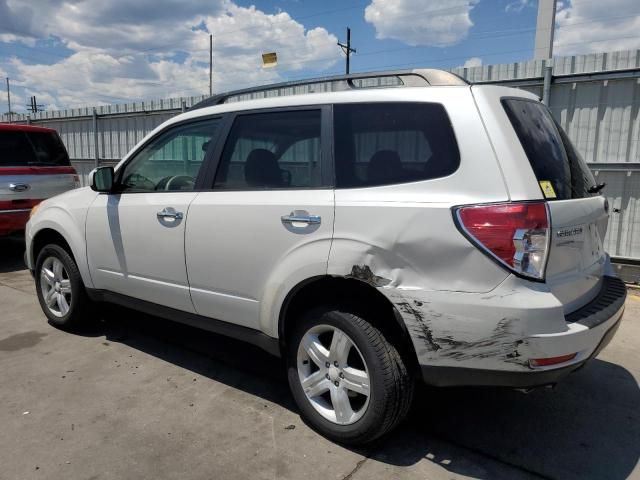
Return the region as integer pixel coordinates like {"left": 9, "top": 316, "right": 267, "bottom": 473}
{"left": 281, "top": 212, "right": 321, "bottom": 225}
{"left": 157, "top": 208, "right": 183, "bottom": 220}
{"left": 9, "top": 183, "right": 30, "bottom": 192}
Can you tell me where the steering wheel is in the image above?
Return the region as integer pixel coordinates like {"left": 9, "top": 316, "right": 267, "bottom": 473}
{"left": 122, "top": 173, "right": 155, "bottom": 191}
{"left": 155, "top": 175, "right": 195, "bottom": 191}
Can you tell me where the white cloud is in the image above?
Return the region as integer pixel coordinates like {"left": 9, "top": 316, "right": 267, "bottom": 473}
{"left": 364, "top": 0, "right": 477, "bottom": 47}
{"left": 0, "top": 0, "right": 341, "bottom": 110}
{"left": 554, "top": 0, "right": 640, "bottom": 55}
{"left": 462, "top": 56, "right": 482, "bottom": 67}
{"left": 0, "top": 0, "right": 37, "bottom": 39}
{"left": 1, "top": 0, "right": 227, "bottom": 53}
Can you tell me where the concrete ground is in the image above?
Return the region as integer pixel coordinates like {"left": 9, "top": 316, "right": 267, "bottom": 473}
{"left": 1, "top": 237, "right": 639, "bottom": 480}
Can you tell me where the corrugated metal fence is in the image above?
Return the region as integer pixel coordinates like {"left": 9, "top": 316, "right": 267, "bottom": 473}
{"left": 5, "top": 96, "right": 207, "bottom": 162}
{"left": 450, "top": 50, "right": 640, "bottom": 259}
{"left": 3, "top": 49, "right": 640, "bottom": 259}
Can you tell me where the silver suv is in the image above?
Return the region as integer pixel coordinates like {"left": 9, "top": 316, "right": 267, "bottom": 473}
{"left": 25, "top": 69, "right": 626, "bottom": 444}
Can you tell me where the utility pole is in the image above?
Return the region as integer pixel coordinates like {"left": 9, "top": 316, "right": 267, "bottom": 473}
{"left": 534, "top": 0, "right": 557, "bottom": 105}
{"left": 92, "top": 108, "right": 99, "bottom": 168}
{"left": 5, "top": 77, "right": 11, "bottom": 124}
{"left": 337, "top": 27, "right": 356, "bottom": 74}
{"left": 27, "top": 96, "right": 44, "bottom": 113}
{"left": 209, "top": 33, "right": 213, "bottom": 96}
{"left": 534, "top": 0, "right": 556, "bottom": 60}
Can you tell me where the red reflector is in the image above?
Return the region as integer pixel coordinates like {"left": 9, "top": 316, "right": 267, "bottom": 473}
{"left": 530, "top": 353, "right": 577, "bottom": 367}
{"left": 457, "top": 202, "right": 548, "bottom": 268}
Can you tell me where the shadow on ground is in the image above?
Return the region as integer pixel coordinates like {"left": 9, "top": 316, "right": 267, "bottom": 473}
{"left": 2, "top": 244, "right": 638, "bottom": 479}
{"left": 78, "top": 306, "right": 640, "bottom": 480}
{"left": 382, "top": 360, "right": 640, "bottom": 479}
{"left": 0, "top": 237, "right": 27, "bottom": 273}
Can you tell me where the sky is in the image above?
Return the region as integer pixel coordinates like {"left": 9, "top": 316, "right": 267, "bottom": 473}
{"left": 1, "top": 0, "right": 640, "bottom": 113}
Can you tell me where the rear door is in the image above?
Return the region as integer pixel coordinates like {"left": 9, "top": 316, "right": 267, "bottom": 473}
{"left": 501, "top": 97, "right": 608, "bottom": 312}
{"left": 185, "top": 107, "right": 334, "bottom": 331}
{"left": 0, "top": 128, "right": 77, "bottom": 235}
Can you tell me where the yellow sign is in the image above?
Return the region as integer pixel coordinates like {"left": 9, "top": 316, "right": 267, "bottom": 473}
{"left": 539, "top": 180, "right": 557, "bottom": 199}
{"left": 262, "top": 52, "right": 278, "bottom": 68}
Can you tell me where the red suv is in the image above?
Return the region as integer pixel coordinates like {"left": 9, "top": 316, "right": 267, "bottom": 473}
{"left": 0, "top": 124, "right": 79, "bottom": 237}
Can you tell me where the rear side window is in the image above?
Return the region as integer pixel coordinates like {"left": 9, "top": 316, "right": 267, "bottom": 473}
{"left": 0, "top": 130, "right": 70, "bottom": 167}
{"left": 333, "top": 103, "right": 460, "bottom": 188}
{"left": 502, "top": 98, "right": 596, "bottom": 200}
{"left": 214, "top": 110, "right": 323, "bottom": 189}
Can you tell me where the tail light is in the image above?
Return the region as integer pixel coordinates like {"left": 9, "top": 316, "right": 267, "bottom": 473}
{"left": 454, "top": 201, "right": 550, "bottom": 281}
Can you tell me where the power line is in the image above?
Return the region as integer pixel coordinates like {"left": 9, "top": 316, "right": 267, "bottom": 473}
{"left": 12, "top": 27, "right": 640, "bottom": 111}
{"left": 4, "top": 5, "right": 640, "bottom": 110}
{"left": 17, "top": 25, "right": 637, "bottom": 111}
{"left": 3, "top": 10, "right": 639, "bottom": 74}
{"left": 350, "top": 34, "right": 640, "bottom": 72}
{"left": 9, "top": 25, "right": 640, "bottom": 109}
{"left": 0, "top": 0, "right": 553, "bottom": 63}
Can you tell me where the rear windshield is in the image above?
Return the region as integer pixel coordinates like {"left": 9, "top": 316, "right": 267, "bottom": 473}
{"left": 502, "top": 98, "right": 596, "bottom": 200}
{"left": 0, "top": 130, "right": 70, "bottom": 167}
{"left": 333, "top": 102, "right": 460, "bottom": 188}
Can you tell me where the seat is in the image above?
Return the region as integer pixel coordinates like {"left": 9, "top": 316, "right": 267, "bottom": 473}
{"left": 367, "top": 150, "right": 404, "bottom": 185}
{"left": 244, "top": 149, "right": 283, "bottom": 188}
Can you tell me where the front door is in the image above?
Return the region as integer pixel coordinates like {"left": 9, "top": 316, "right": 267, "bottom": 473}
{"left": 185, "top": 108, "right": 334, "bottom": 331}
{"left": 86, "top": 118, "right": 221, "bottom": 312}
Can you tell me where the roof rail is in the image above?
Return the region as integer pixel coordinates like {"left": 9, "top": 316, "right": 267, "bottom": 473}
{"left": 190, "top": 68, "right": 468, "bottom": 110}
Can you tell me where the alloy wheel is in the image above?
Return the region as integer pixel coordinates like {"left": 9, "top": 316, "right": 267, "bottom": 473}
{"left": 39, "top": 257, "right": 72, "bottom": 318}
{"left": 297, "top": 324, "right": 371, "bottom": 425}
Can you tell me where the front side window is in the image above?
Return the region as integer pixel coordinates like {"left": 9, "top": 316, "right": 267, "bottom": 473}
{"left": 118, "top": 119, "right": 219, "bottom": 192}
{"left": 333, "top": 102, "right": 460, "bottom": 188}
{"left": 213, "top": 110, "right": 323, "bottom": 189}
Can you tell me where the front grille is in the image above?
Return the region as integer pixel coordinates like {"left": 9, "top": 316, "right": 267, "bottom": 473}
{"left": 565, "top": 276, "right": 627, "bottom": 328}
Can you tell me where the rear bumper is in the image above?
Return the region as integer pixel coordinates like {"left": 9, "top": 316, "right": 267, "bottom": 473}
{"left": 381, "top": 275, "right": 626, "bottom": 387}
{"left": 420, "top": 308, "right": 623, "bottom": 387}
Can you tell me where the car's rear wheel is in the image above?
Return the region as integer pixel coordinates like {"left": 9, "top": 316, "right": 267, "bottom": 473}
{"left": 287, "top": 306, "right": 414, "bottom": 445}
{"left": 35, "top": 244, "right": 91, "bottom": 329}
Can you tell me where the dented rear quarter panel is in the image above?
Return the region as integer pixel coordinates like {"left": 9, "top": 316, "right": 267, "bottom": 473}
{"left": 327, "top": 87, "right": 545, "bottom": 371}
{"left": 327, "top": 87, "right": 619, "bottom": 373}
{"left": 328, "top": 87, "right": 511, "bottom": 294}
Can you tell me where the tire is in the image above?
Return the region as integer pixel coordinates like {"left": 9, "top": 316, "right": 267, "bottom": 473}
{"left": 287, "top": 306, "right": 414, "bottom": 445}
{"left": 35, "top": 243, "right": 92, "bottom": 330}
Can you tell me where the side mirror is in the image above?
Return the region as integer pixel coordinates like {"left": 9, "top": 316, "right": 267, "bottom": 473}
{"left": 89, "top": 166, "right": 114, "bottom": 193}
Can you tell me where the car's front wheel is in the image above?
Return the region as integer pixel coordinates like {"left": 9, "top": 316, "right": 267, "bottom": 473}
{"left": 287, "top": 306, "right": 414, "bottom": 445}
{"left": 35, "top": 244, "right": 91, "bottom": 329}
